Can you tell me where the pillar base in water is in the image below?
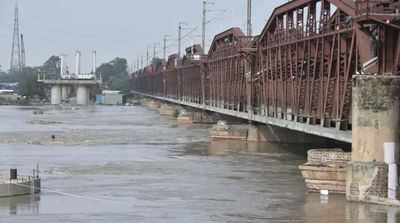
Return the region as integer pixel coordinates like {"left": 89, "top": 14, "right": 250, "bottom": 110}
{"left": 51, "top": 85, "right": 62, "bottom": 105}
{"left": 346, "top": 161, "right": 390, "bottom": 202}
{"left": 347, "top": 75, "right": 400, "bottom": 205}
{"left": 76, "top": 85, "right": 89, "bottom": 105}
{"left": 61, "top": 85, "right": 69, "bottom": 100}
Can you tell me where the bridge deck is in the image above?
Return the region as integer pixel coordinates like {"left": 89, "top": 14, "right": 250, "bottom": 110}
{"left": 133, "top": 91, "right": 352, "bottom": 143}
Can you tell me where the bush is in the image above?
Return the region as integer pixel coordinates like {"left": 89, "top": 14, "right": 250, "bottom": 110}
{"left": 172, "top": 107, "right": 180, "bottom": 118}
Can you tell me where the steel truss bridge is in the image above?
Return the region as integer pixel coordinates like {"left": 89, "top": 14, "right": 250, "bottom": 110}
{"left": 131, "top": 0, "right": 400, "bottom": 143}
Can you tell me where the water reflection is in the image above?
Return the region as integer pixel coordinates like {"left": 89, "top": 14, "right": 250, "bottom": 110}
{"left": 205, "top": 139, "right": 325, "bottom": 156}
{"left": 208, "top": 140, "right": 263, "bottom": 155}
{"left": 0, "top": 194, "right": 40, "bottom": 215}
{"left": 303, "top": 193, "right": 400, "bottom": 223}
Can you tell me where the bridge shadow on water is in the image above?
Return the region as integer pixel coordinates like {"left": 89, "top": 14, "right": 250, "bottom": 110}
{"left": 182, "top": 138, "right": 351, "bottom": 158}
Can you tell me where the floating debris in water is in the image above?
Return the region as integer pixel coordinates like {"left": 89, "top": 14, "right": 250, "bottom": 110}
{"left": 26, "top": 120, "right": 63, "bottom": 125}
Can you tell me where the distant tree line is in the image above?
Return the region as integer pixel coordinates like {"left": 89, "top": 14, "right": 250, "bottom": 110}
{"left": 0, "top": 55, "right": 61, "bottom": 97}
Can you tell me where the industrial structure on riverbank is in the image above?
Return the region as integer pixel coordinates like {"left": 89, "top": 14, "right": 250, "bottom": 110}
{"left": 37, "top": 50, "right": 102, "bottom": 105}
{"left": 131, "top": 0, "right": 400, "bottom": 206}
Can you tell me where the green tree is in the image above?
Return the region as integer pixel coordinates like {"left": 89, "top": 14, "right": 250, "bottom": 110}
{"left": 110, "top": 58, "right": 128, "bottom": 75}
{"left": 108, "top": 74, "right": 129, "bottom": 94}
{"left": 96, "top": 63, "right": 114, "bottom": 82}
{"left": 96, "top": 57, "right": 129, "bottom": 93}
{"left": 0, "top": 72, "right": 18, "bottom": 83}
{"left": 18, "top": 67, "right": 44, "bottom": 97}
{"left": 97, "top": 57, "right": 128, "bottom": 82}
{"left": 41, "top": 55, "right": 61, "bottom": 75}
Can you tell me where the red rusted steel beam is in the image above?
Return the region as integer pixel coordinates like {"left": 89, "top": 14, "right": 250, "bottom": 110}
{"left": 130, "top": 0, "right": 400, "bottom": 133}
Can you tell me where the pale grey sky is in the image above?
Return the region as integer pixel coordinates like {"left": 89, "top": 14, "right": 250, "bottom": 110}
{"left": 0, "top": 0, "right": 282, "bottom": 72}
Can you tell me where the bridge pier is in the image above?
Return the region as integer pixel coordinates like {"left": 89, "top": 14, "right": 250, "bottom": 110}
{"left": 347, "top": 75, "right": 400, "bottom": 204}
{"left": 210, "top": 121, "right": 329, "bottom": 143}
{"left": 61, "top": 85, "right": 69, "bottom": 100}
{"left": 177, "top": 109, "right": 222, "bottom": 124}
{"left": 51, "top": 85, "right": 62, "bottom": 105}
{"left": 76, "top": 85, "right": 89, "bottom": 105}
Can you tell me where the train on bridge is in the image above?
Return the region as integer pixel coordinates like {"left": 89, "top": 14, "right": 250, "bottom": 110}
{"left": 131, "top": 0, "right": 400, "bottom": 140}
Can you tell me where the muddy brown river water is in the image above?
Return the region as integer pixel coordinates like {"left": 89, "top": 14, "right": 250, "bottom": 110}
{"left": 0, "top": 105, "right": 398, "bottom": 222}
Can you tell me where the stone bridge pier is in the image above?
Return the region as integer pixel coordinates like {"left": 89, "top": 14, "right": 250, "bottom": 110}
{"left": 347, "top": 75, "right": 400, "bottom": 204}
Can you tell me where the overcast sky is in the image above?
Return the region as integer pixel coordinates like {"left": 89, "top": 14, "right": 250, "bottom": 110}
{"left": 0, "top": 0, "right": 282, "bottom": 73}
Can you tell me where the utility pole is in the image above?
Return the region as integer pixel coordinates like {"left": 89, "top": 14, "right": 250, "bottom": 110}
{"left": 153, "top": 42, "right": 160, "bottom": 62}
{"left": 141, "top": 54, "right": 143, "bottom": 70}
{"left": 137, "top": 57, "right": 139, "bottom": 71}
{"left": 178, "top": 22, "right": 188, "bottom": 57}
{"left": 146, "top": 46, "right": 149, "bottom": 66}
{"left": 202, "top": 1, "right": 214, "bottom": 51}
{"left": 163, "top": 35, "right": 171, "bottom": 60}
{"left": 20, "top": 34, "right": 26, "bottom": 69}
{"left": 247, "top": 0, "right": 252, "bottom": 36}
{"left": 10, "top": 2, "right": 21, "bottom": 74}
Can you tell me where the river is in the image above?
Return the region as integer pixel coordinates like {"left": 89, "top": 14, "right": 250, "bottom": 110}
{"left": 0, "top": 105, "right": 398, "bottom": 222}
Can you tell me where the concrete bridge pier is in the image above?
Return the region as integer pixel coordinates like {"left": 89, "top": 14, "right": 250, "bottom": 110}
{"left": 61, "top": 85, "right": 69, "bottom": 100}
{"left": 347, "top": 75, "right": 400, "bottom": 204}
{"left": 67, "top": 86, "right": 72, "bottom": 96}
{"left": 76, "top": 85, "right": 89, "bottom": 105}
{"left": 51, "top": 84, "right": 62, "bottom": 105}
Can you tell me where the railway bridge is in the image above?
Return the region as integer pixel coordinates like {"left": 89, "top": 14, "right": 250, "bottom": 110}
{"left": 131, "top": 0, "right": 400, "bottom": 205}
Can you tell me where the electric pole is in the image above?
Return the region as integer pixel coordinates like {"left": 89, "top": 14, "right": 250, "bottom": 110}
{"left": 146, "top": 46, "right": 149, "bottom": 66}
{"left": 247, "top": 0, "right": 252, "bottom": 36}
{"left": 163, "top": 35, "right": 171, "bottom": 60}
{"left": 137, "top": 57, "right": 139, "bottom": 71}
{"left": 178, "top": 22, "right": 188, "bottom": 57}
{"left": 202, "top": 1, "right": 214, "bottom": 51}
{"left": 141, "top": 54, "right": 143, "bottom": 70}
{"left": 153, "top": 42, "right": 160, "bottom": 62}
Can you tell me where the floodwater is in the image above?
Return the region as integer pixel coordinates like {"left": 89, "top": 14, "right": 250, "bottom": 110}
{"left": 0, "top": 105, "right": 398, "bottom": 223}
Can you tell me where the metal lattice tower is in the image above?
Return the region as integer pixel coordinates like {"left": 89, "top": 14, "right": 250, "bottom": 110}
{"left": 20, "top": 34, "right": 26, "bottom": 68}
{"left": 10, "top": 2, "right": 21, "bottom": 74}
{"left": 247, "top": 0, "right": 252, "bottom": 36}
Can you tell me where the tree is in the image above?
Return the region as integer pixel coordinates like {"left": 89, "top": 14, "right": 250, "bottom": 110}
{"left": 42, "top": 55, "right": 61, "bottom": 75}
{"left": 110, "top": 58, "right": 128, "bottom": 76}
{"left": 96, "top": 57, "right": 129, "bottom": 93}
{"left": 97, "top": 57, "right": 128, "bottom": 82}
{"left": 0, "top": 72, "right": 18, "bottom": 83}
{"left": 108, "top": 74, "right": 129, "bottom": 94}
{"left": 96, "top": 63, "right": 114, "bottom": 82}
{"left": 18, "top": 67, "right": 44, "bottom": 97}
